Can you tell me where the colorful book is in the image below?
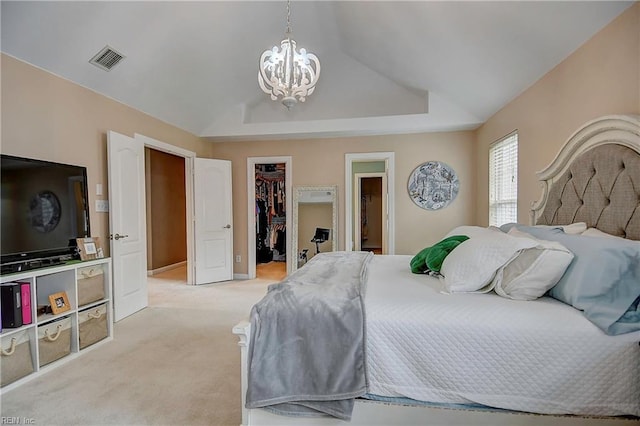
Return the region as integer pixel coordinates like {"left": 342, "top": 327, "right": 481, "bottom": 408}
{"left": 20, "top": 283, "right": 32, "bottom": 325}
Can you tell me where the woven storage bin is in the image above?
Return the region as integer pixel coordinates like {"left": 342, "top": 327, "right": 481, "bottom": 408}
{"left": 77, "top": 266, "right": 105, "bottom": 306}
{"left": 1, "top": 330, "right": 34, "bottom": 387}
{"left": 38, "top": 317, "right": 72, "bottom": 367}
{"left": 79, "top": 304, "right": 107, "bottom": 349}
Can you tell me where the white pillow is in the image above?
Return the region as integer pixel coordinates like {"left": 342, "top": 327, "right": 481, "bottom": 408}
{"left": 440, "top": 227, "right": 538, "bottom": 293}
{"left": 501, "top": 222, "right": 587, "bottom": 235}
{"left": 581, "top": 227, "right": 630, "bottom": 241}
{"left": 537, "top": 222, "right": 587, "bottom": 234}
{"left": 492, "top": 228, "right": 574, "bottom": 300}
{"left": 444, "top": 225, "right": 495, "bottom": 239}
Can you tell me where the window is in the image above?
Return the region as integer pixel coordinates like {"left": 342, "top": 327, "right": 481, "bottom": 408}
{"left": 489, "top": 132, "right": 518, "bottom": 226}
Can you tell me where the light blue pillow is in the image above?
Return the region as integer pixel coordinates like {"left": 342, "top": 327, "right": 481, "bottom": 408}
{"left": 507, "top": 225, "right": 640, "bottom": 335}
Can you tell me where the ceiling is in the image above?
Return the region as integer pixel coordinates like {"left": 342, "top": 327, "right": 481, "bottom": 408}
{"left": 1, "top": 1, "right": 633, "bottom": 141}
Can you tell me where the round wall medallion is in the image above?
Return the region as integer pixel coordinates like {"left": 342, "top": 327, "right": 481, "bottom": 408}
{"left": 408, "top": 161, "right": 459, "bottom": 210}
{"left": 28, "top": 190, "right": 61, "bottom": 233}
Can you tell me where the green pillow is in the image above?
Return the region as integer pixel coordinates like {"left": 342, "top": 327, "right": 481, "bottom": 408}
{"left": 410, "top": 246, "right": 433, "bottom": 274}
{"left": 410, "top": 235, "right": 469, "bottom": 274}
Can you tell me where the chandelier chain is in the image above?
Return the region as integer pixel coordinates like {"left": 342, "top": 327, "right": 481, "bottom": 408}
{"left": 286, "top": 0, "right": 291, "bottom": 35}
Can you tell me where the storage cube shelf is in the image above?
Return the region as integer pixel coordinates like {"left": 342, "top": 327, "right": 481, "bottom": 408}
{"left": 0, "top": 258, "right": 112, "bottom": 392}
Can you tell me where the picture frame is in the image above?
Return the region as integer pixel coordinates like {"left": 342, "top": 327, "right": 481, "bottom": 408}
{"left": 48, "top": 291, "right": 71, "bottom": 315}
{"left": 76, "top": 237, "right": 103, "bottom": 260}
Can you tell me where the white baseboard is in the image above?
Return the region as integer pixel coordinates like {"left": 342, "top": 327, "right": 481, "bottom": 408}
{"left": 234, "top": 273, "right": 250, "bottom": 280}
{"left": 147, "top": 261, "right": 187, "bottom": 276}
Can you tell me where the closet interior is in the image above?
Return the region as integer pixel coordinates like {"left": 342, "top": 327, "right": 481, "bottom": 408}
{"left": 255, "top": 164, "right": 286, "bottom": 268}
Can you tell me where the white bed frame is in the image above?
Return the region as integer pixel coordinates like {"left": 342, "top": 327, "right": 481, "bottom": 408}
{"left": 233, "top": 115, "right": 640, "bottom": 426}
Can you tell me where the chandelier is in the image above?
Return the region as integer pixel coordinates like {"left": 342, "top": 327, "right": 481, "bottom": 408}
{"left": 258, "top": 0, "right": 321, "bottom": 109}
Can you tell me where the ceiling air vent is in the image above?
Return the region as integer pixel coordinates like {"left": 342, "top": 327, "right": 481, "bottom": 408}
{"left": 89, "top": 45, "right": 125, "bottom": 71}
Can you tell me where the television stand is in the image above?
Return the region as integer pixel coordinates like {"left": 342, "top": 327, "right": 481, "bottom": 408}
{"left": 1, "top": 257, "right": 113, "bottom": 391}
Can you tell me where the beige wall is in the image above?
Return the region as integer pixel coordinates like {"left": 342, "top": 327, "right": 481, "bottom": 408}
{"left": 1, "top": 54, "right": 209, "bottom": 257}
{"left": 211, "top": 131, "right": 476, "bottom": 274}
{"left": 475, "top": 3, "right": 640, "bottom": 226}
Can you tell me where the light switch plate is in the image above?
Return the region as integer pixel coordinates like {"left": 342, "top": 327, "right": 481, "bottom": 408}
{"left": 96, "top": 199, "right": 109, "bottom": 212}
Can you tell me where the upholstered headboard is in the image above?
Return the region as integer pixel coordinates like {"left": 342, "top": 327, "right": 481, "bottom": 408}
{"left": 531, "top": 115, "right": 640, "bottom": 240}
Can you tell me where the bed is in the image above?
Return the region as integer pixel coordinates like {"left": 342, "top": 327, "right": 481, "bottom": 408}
{"left": 233, "top": 114, "right": 640, "bottom": 425}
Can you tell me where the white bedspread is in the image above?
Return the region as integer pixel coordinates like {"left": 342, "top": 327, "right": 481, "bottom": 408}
{"left": 365, "top": 255, "right": 640, "bottom": 416}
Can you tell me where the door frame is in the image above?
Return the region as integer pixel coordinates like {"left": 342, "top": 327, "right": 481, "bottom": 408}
{"left": 354, "top": 172, "right": 387, "bottom": 253}
{"left": 134, "top": 134, "right": 196, "bottom": 285}
{"left": 247, "top": 156, "right": 293, "bottom": 279}
{"left": 345, "top": 152, "right": 395, "bottom": 254}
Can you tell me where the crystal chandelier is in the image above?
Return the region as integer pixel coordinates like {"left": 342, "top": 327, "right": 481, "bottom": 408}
{"left": 258, "top": 0, "right": 321, "bottom": 109}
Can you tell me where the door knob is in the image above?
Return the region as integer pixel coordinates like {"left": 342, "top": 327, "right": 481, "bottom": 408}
{"left": 223, "top": 224, "right": 231, "bottom": 229}
{"left": 113, "top": 233, "right": 129, "bottom": 240}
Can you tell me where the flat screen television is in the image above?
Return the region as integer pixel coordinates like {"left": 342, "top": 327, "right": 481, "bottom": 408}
{"left": 1, "top": 154, "right": 91, "bottom": 272}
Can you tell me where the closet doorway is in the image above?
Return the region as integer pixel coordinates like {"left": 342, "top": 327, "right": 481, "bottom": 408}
{"left": 247, "top": 157, "right": 292, "bottom": 280}
{"left": 345, "top": 152, "right": 395, "bottom": 254}
{"left": 355, "top": 173, "right": 386, "bottom": 254}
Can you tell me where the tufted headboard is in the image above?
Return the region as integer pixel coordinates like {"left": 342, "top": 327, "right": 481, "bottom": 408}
{"left": 531, "top": 115, "right": 640, "bottom": 240}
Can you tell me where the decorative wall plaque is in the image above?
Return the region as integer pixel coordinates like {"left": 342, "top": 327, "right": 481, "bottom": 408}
{"left": 408, "top": 161, "right": 459, "bottom": 210}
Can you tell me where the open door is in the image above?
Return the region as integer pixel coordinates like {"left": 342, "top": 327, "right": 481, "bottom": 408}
{"left": 107, "top": 131, "right": 148, "bottom": 321}
{"left": 194, "top": 158, "right": 233, "bottom": 284}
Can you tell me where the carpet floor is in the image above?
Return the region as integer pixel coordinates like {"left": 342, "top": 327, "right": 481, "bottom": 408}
{"left": 0, "top": 269, "right": 273, "bottom": 425}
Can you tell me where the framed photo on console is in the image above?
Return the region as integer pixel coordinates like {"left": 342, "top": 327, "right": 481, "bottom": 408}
{"left": 49, "top": 291, "right": 71, "bottom": 315}
{"left": 77, "top": 237, "right": 103, "bottom": 260}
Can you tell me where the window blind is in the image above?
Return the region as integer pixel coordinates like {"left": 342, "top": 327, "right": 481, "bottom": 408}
{"left": 489, "top": 132, "right": 518, "bottom": 226}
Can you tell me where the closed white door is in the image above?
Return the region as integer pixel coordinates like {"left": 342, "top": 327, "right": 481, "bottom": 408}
{"left": 194, "top": 158, "right": 233, "bottom": 284}
{"left": 107, "top": 131, "right": 148, "bottom": 321}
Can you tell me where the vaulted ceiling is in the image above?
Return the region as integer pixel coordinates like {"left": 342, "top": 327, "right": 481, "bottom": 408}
{"left": 1, "top": 1, "right": 633, "bottom": 141}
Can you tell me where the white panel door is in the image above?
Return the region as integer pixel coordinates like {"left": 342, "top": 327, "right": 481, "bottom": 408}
{"left": 107, "top": 131, "right": 148, "bottom": 321}
{"left": 194, "top": 158, "right": 233, "bottom": 284}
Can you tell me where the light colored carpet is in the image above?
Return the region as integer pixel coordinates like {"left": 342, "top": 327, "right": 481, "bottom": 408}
{"left": 1, "top": 269, "right": 273, "bottom": 425}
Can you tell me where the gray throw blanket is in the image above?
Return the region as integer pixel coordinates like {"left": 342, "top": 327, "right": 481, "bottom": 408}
{"left": 246, "top": 251, "right": 374, "bottom": 420}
